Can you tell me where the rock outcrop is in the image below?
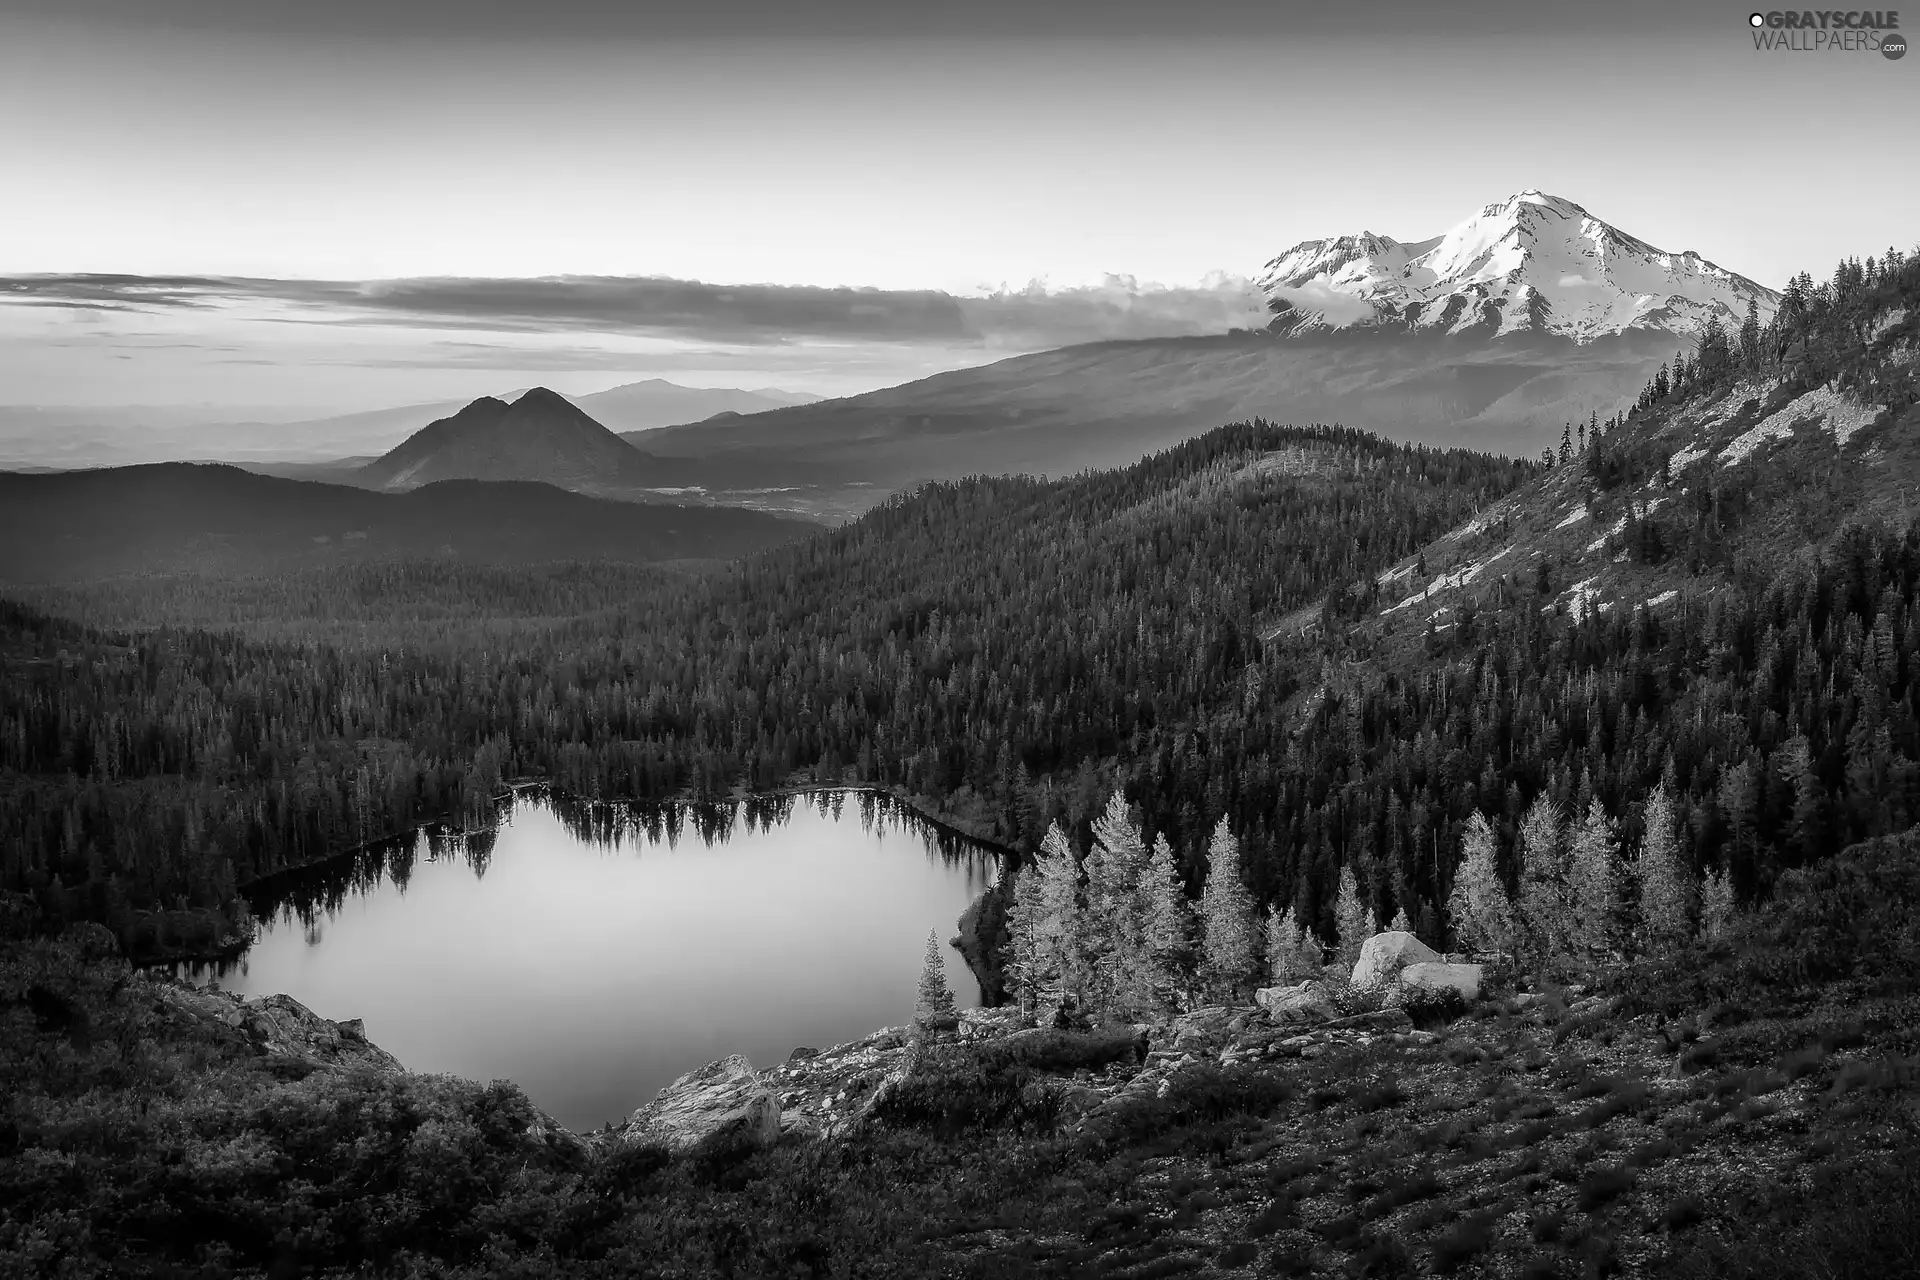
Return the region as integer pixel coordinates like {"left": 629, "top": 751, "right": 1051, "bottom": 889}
{"left": 153, "top": 981, "right": 402, "bottom": 1073}
{"left": 617, "top": 1053, "right": 784, "bottom": 1154}
{"left": 1256, "top": 980, "right": 1340, "bottom": 1026}
{"left": 1351, "top": 931, "right": 1442, "bottom": 989}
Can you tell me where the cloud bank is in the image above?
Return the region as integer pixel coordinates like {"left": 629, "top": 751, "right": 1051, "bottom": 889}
{"left": 3, "top": 271, "right": 1268, "bottom": 350}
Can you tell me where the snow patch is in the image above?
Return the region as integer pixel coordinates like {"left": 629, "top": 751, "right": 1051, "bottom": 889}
{"left": 1668, "top": 445, "right": 1710, "bottom": 473}
{"left": 1720, "top": 385, "right": 1885, "bottom": 465}
{"left": 1380, "top": 546, "right": 1514, "bottom": 614}
{"left": 1646, "top": 589, "right": 1678, "bottom": 609}
{"left": 1555, "top": 506, "right": 1589, "bottom": 529}
{"left": 1562, "top": 576, "right": 1604, "bottom": 623}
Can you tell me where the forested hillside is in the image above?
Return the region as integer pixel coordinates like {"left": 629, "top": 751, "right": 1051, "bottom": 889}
{"left": 3, "top": 244, "right": 1915, "bottom": 974}
{"left": 0, "top": 425, "right": 1527, "bottom": 957}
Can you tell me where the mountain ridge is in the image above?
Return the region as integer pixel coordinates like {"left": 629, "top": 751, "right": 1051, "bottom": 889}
{"left": 1258, "top": 189, "right": 1780, "bottom": 343}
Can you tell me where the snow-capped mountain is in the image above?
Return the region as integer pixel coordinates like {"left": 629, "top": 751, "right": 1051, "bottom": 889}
{"left": 1257, "top": 191, "right": 1779, "bottom": 343}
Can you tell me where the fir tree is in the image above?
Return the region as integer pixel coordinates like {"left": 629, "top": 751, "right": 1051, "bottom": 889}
{"left": 1264, "top": 904, "right": 1319, "bottom": 986}
{"left": 1200, "top": 816, "right": 1259, "bottom": 999}
{"left": 1389, "top": 905, "right": 1413, "bottom": 934}
{"left": 1032, "top": 821, "right": 1086, "bottom": 1010}
{"left": 1445, "top": 812, "right": 1518, "bottom": 958}
{"left": 1003, "top": 862, "right": 1046, "bottom": 1020}
{"left": 914, "top": 930, "right": 957, "bottom": 1031}
{"left": 1085, "top": 791, "right": 1153, "bottom": 1015}
{"left": 1567, "top": 798, "right": 1621, "bottom": 959}
{"left": 1635, "top": 782, "right": 1695, "bottom": 955}
{"left": 1334, "top": 864, "right": 1369, "bottom": 969}
{"left": 1141, "top": 833, "right": 1193, "bottom": 1009}
{"left": 1700, "top": 865, "right": 1736, "bottom": 943}
{"left": 1516, "top": 794, "right": 1573, "bottom": 965}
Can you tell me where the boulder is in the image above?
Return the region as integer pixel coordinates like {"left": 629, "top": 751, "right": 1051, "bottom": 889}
{"left": 1351, "top": 931, "right": 1442, "bottom": 989}
{"left": 1255, "top": 980, "right": 1339, "bottom": 1027}
{"left": 1169, "top": 1005, "right": 1240, "bottom": 1051}
{"left": 1399, "top": 962, "right": 1484, "bottom": 1003}
{"left": 619, "top": 1054, "right": 782, "bottom": 1155}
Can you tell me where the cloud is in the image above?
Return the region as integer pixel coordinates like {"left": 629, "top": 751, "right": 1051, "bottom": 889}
{"left": 0, "top": 271, "right": 1266, "bottom": 351}
{"left": 1557, "top": 273, "right": 1591, "bottom": 287}
{"left": 1263, "top": 280, "right": 1379, "bottom": 326}
{"left": 957, "top": 274, "right": 1270, "bottom": 347}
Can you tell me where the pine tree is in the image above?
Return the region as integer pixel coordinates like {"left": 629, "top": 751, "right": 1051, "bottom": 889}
{"left": 915, "top": 929, "right": 957, "bottom": 1031}
{"left": 1516, "top": 794, "right": 1573, "bottom": 966}
{"left": 1264, "top": 904, "right": 1319, "bottom": 986}
{"left": 1003, "top": 861, "right": 1047, "bottom": 1020}
{"left": 1200, "top": 816, "right": 1258, "bottom": 1000}
{"left": 1334, "top": 864, "right": 1369, "bottom": 969}
{"left": 1635, "top": 782, "right": 1695, "bottom": 955}
{"left": 1445, "top": 812, "right": 1517, "bottom": 958}
{"left": 1700, "top": 865, "right": 1736, "bottom": 943}
{"left": 1031, "top": 821, "right": 1086, "bottom": 1010}
{"left": 1084, "top": 791, "right": 1153, "bottom": 1016}
{"left": 1141, "top": 833, "right": 1193, "bottom": 1009}
{"left": 1566, "top": 798, "right": 1621, "bottom": 959}
{"left": 1389, "top": 905, "right": 1413, "bottom": 934}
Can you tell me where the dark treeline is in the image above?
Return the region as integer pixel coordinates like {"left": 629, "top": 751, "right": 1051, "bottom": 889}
{"left": 0, "top": 423, "right": 1529, "bottom": 956}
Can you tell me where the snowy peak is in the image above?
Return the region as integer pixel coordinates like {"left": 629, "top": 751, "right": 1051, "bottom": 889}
{"left": 1258, "top": 191, "right": 1779, "bottom": 343}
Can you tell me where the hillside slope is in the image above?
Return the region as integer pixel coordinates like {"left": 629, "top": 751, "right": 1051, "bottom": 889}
{"left": 637, "top": 331, "right": 1674, "bottom": 491}
{"left": 0, "top": 462, "right": 816, "bottom": 580}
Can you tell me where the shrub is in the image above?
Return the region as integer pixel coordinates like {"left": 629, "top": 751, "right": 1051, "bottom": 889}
{"left": 1079, "top": 1063, "right": 1293, "bottom": 1153}
{"left": 1430, "top": 1212, "right": 1498, "bottom": 1273}
{"left": 1576, "top": 1166, "right": 1636, "bottom": 1211}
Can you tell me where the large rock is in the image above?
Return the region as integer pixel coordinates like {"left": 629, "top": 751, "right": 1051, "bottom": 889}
{"left": 1170, "top": 1005, "right": 1242, "bottom": 1051}
{"left": 1351, "top": 931, "right": 1442, "bottom": 989}
{"left": 620, "top": 1054, "right": 782, "bottom": 1154}
{"left": 1255, "top": 980, "right": 1339, "bottom": 1026}
{"left": 1400, "top": 962, "right": 1484, "bottom": 1003}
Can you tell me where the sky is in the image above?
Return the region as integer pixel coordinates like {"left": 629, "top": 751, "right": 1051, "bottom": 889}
{"left": 1, "top": 0, "right": 1914, "bottom": 421}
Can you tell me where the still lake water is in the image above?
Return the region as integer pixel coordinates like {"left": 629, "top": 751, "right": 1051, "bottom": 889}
{"left": 184, "top": 790, "right": 997, "bottom": 1131}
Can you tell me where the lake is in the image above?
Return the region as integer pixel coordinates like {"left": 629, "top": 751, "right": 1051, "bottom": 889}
{"left": 180, "top": 789, "right": 999, "bottom": 1131}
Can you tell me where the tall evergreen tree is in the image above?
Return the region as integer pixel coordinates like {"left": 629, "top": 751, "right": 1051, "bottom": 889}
{"left": 1141, "top": 833, "right": 1193, "bottom": 1010}
{"left": 1200, "top": 817, "right": 1259, "bottom": 1000}
{"left": 915, "top": 930, "right": 958, "bottom": 1031}
{"left": 1700, "top": 865, "right": 1736, "bottom": 943}
{"left": 1635, "top": 782, "right": 1695, "bottom": 955}
{"left": 1333, "top": 864, "right": 1370, "bottom": 970}
{"left": 1033, "top": 822, "right": 1087, "bottom": 1010}
{"left": 1516, "top": 794, "right": 1573, "bottom": 965}
{"left": 1446, "top": 812, "right": 1518, "bottom": 958}
{"left": 1084, "top": 792, "right": 1153, "bottom": 1015}
{"left": 1567, "top": 798, "right": 1621, "bottom": 959}
{"left": 1263, "top": 904, "right": 1320, "bottom": 986}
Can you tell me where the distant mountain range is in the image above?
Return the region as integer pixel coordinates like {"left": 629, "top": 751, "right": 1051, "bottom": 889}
{"left": 0, "top": 463, "right": 815, "bottom": 581}
{"left": 2, "top": 193, "right": 1784, "bottom": 511}
{"left": 0, "top": 380, "right": 821, "bottom": 471}
{"left": 621, "top": 193, "right": 1780, "bottom": 484}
